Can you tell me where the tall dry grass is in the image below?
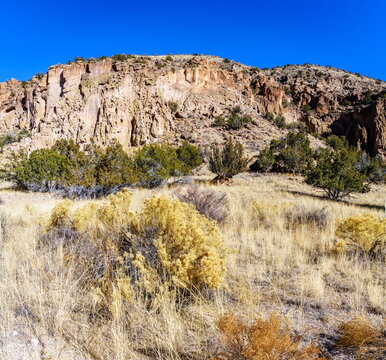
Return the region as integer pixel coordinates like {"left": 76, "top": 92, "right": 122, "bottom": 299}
{"left": 0, "top": 174, "right": 384, "bottom": 359}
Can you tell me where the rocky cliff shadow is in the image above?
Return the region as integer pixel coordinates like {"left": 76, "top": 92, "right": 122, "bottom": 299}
{"left": 329, "top": 102, "right": 379, "bottom": 157}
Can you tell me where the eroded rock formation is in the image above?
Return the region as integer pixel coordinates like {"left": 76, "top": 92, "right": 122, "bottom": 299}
{"left": 0, "top": 55, "right": 385, "bottom": 156}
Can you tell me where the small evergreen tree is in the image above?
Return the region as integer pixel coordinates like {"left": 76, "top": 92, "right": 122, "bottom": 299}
{"left": 272, "top": 132, "right": 313, "bottom": 174}
{"left": 250, "top": 132, "right": 313, "bottom": 175}
{"left": 249, "top": 148, "right": 275, "bottom": 172}
{"left": 226, "top": 113, "right": 252, "bottom": 130}
{"left": 208, "top": 138, "right": 249, "bottom": 182}
{"left": 10, "top": 148, "right": 70, "bottom": 190}
{"left": 94, "top": 140, "right": 138, "bottom": 186}
{"left": 133, "top": 144, "right": 185, "bottom": 186}
{"left": 176, "top": 141, "right": 203, "bottom": 172}
{"left": 306, "top": 147, "right": 370, "bottom": 200}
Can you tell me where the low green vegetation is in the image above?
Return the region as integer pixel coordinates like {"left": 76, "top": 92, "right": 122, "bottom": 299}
{"left": 110, "top": 54, "right": 136, "bottom": 61}
{"left": 251, "top": 133, "right": 385, "bottom": 199}
{"left": 213, "top": 108, "right": 252, "bottom": 130}
{"left": 251, "top": 132, "right": 313, "bottom": 174}
{"left": 265, "top": 112, "right": 286, "bottom": 129}
{"left": 265, "top": 112, "right": 307, "bottom": 131}
{"left": 305, "top": 136, "right": 382, "bottom": 200}
{"left": 2, "top": 139, "right": 202, "bottom": 196}
{"left": 207, "top": 138, "right": 249, "bottom": 182}
{"left": 167, "top": 101, "right": 178, "bottom": 113}
{"left": 0, "top": 130, "right": 30, "bottom": 152}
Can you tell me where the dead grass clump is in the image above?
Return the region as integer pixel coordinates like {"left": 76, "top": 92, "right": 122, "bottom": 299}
{"left": 335, "top": 214, "right": 386, "bottom": 257}
{"left": 213, "top": 312, "right": 322, "bottom": 360}
{"left": 175, "top": 185, "right": 228, "bottom": 223}
{"left": 252, "top": 201, "right": 292, "bottom": 228}
{"left": 284, "top": 204, "right": 331, "bottom": 230}
{"left": 338, "top": 317, "right": 386, "bottom": 359}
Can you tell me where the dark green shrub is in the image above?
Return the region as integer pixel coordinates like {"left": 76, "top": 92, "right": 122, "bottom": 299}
{"left": 223, "top": 58, "right": 231, "bottom": 63}
{"left": 213, "top": 116, "right": 226, "bottom": 127}
{"left": 17, "top": 130, "right": 31, "bottom": 141}
{"left": 284, "top": 122, "right": 307, "bottom": 132}
{"left": 326, "top": 137, "right": 386, "bottom": 184}
{"left": 133, "top": 144, "right": 184, "bottom": 186}
{"left": 265, "top": 112, "right": 275, "bottom": 121}
{"left": 306, "top": 146, "right": 370, "bottom": 200}
{"left": 155, "top": 61, "right": 166, "bottom": 69}
{"left": 165, "top": 55, "right": 173, "bottom": 61}
{"left": 74, "top": 57, "right": 86, "bottom": 62}
{"left": 94, "top": 141, "right": 138, "bottom": 186}
{"left": 303, "top": 104, "right": 312, "bottom": 113}
{"left": 207, "top": 138, "right": 249, "bottom": 182}
{"left": 2, "top": 139, "right": 203, "bottom": 195}
{"left": 361, "top": 155, "right": 386, "bottom": 183}
{"left": 249, "top": 148, "right": 275, "bottom": 172}
{"left": 10, "top": 148, "right": 70, "bottom": 189}
{"left": 271, "top": 132, "right": 313, "bottom": 174}
{"left": 176, "top": 141, "right": 203, "bottom": 172}
{"left": 110, "top": 54, "right": 128, "bottom": 61}
{"left": 133, "top": 142, "right": 202, "bottom": 186}
{"left": 362, "top": 91, "right": 374, "bottom": 105}
{"left": 0, "top": 130, "right": 31, "bottom": 152}
{"left": 273, "top": 115, "right": 286, "bottom": 128}
{"left": 250, "top": 133, "right": 313, "bottom": 175}
{"left": 226, "top": 113, "right": 251, "bottom": 130}
{"left": 110, "top": 54, "right": 135, "bottom": 61}
{"left": 167, "top": 101, "right": 178, "bottom": 113}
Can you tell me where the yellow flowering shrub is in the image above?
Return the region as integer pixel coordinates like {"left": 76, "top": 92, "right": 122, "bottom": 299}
{"left": 48, "top": 189, "right": 135, "bottom": 251}
{"left": 48, "top": 199, "right": 73, "bottom": 229}
{"left": 335, "top": 214, "right": 386, "bottom": 255}
{"left": 138, "top": 196, "right": 231, "bottom": 289}
{"left": 92, "top": 257, "right": 135, "bottom": 317}
{"left": 47, "top": 190, "right": 230, "bottom": 310}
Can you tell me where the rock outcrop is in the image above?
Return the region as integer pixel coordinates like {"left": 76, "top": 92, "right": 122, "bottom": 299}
{"left": 269, "top": 64, "right": 386, "bottom": 156}
{"left": 0, "top": 55, "right": 385, "bottom": 157}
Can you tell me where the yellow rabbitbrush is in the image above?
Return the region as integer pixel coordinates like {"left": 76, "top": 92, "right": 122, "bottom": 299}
{"left": 139, "top": 196, "right": 231, "bottom": 289}
{"left": 335, "top": 214, "right": 386, "bottom": 255}
{"left": 47, "top": 190, "right": 231, "bottom": 292}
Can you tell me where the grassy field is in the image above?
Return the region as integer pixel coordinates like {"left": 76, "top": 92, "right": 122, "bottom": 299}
{"left": 0, "top": 173, "right": 384, "bottom": 360}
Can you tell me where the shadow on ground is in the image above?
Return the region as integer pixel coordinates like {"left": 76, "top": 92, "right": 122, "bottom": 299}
{"left": 283, "top": 190, "right": 385, "bottom": 211}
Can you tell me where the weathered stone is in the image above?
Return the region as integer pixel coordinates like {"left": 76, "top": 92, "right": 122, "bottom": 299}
{"left": 0, "top": 56, "right": 385, "bottom": 158}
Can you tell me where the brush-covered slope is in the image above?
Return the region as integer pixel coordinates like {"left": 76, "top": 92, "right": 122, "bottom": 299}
{"left": 0, "top": 55, "right": 385, "bottom": 156}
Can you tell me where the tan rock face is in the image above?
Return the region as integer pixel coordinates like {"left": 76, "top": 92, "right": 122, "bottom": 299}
{"left": 0, "top": 55, "right": 385, "bottom": 157}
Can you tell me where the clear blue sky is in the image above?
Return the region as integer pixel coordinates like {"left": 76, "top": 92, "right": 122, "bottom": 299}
{"left": 1, "top": 0, "right": 385, "bottom": 82}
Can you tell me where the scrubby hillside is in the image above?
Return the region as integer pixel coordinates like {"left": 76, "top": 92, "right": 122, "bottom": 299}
{"left": 0, "top": 55, "right": 385, "bottom": 157}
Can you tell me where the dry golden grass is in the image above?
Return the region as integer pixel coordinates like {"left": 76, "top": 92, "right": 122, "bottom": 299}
{"left": 0, "top": 173, "right": 384, "bottom": 359}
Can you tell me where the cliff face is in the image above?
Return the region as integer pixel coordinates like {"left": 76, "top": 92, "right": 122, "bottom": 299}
{"left": 0, "top": 55, "right": 385, "bottom": 156}
{"left": 269, "top": 64, "right": 386, "bottom": 157}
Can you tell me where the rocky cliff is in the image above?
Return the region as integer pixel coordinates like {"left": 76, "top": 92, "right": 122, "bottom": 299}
{"left": 0, "top": 55, "right": 385, "bottom": 157}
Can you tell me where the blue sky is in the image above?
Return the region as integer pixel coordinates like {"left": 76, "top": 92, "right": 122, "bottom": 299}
{"left": 1, "top": 0, "right": 385, "bottom": 82}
